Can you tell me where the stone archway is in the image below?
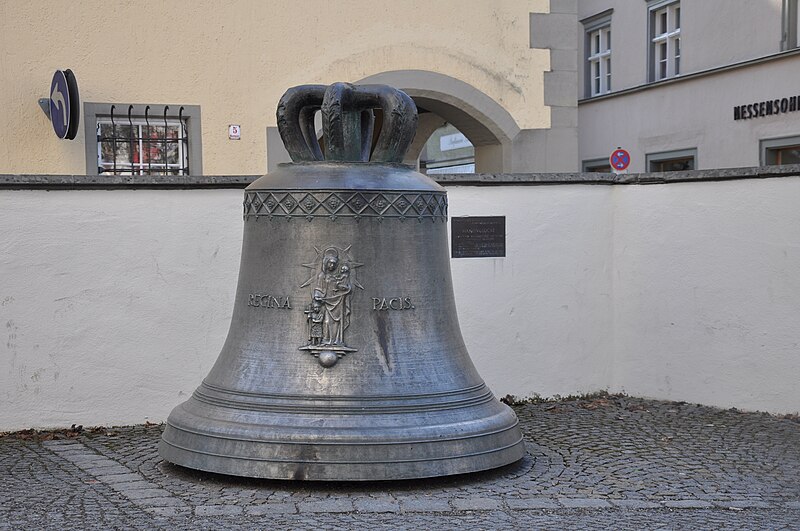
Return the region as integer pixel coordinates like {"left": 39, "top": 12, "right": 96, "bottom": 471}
{"left": 265, "top": 71, "right": 528, "bottom": 173}
{"left": 356, "top": 71, "right": 520, "bottom": 172}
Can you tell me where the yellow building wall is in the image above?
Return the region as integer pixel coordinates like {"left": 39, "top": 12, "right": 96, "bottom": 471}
{"left": 0, "top": 0, "right": 549, "bottom": 175}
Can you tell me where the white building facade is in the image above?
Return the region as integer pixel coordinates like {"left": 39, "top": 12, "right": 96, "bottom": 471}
{"left": 578, "top": 0, "right": 800, "bottom": 172}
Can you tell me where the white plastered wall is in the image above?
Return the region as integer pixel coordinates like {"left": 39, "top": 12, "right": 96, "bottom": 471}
{"left": 610, "top": 179, "right": 800, "bottom": 412}
{"left": 1, "top": 178, "right": 799, "bottom": 430}
{"left": 448, "top": 186, "right": 614, "bottom": 400}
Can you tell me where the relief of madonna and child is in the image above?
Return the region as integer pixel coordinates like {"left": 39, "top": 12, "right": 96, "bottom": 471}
{"left": 299, "top": 246, "right": 362, "bottom": 366}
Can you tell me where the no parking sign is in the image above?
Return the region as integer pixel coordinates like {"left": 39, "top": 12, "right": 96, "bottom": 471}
{"left": 610, "top": 148, "right": 630, "bottom": 172}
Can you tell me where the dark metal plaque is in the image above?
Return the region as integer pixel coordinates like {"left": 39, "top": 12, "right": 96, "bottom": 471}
{"left": 451, "top": 216, "right": 506, "bottom": 258}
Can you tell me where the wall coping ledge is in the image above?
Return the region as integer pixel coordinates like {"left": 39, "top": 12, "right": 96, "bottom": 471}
{"left": 0, "top": 165, "right": 799, "bottom": 189}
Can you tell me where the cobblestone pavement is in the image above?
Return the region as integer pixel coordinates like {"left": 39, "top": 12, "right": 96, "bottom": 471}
{"left": 2, "top": 396, "right": 799, "bottom": 530}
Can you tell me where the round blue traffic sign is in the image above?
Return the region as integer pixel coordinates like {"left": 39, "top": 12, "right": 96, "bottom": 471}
{"left": 49, "top": 69, "right": 79, "bottom": 139}
{"left": 610, "top": 148, "right": 631, "bottom": 171}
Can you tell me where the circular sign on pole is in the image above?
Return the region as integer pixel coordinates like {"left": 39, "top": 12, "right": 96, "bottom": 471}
{"left": 610, "top": 148, "right": 631, "bottom": 172}
{"left": 49, "top": 69, "right": 80, "bottom": 140}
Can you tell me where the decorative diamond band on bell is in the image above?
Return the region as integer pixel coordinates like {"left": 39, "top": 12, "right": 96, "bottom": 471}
{"left": 243, "top": 190, "right": 448, "bottom": 222}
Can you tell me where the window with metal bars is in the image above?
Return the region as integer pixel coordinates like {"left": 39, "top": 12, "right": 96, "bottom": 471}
{"left": 83, "top": 102, "right": 202, "bottom": 176}
{"left": 96, "top": 106, "right": 188, "bottom": 175}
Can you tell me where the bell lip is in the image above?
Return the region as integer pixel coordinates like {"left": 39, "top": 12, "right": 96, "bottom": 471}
{"left": 158, "top": 438, "right": 527, "bottom": 482}
{"left": 158, "top": 391, "right": 526, "bottom": 481}
{"left": 158, "top": 416, "right": 527, "bottom": 481}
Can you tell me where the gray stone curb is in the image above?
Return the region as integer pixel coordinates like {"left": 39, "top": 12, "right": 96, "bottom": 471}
{"left": 451, "top": 497, "right": 502, "bottom": 511}
{"left": 663, "top": 500, "right": 715, "bottom": 509}
{"left": 610, "top": 500, "right": 662, "bottom": 509}
{"left": 195, "top": 504, "right": 244, "bottom": 516}
{"left": 297, "top": 498, "right": 355, "bottom": 513}
{"left": 1, "top": 164, "right": 799, "bottom": 189}
{"left": 506, "top": 498, "right": 560, "bottom": 510}
{"left": 558, "top": 498, "right": 612, "bottom": 508}
{"left": 396, "top": 496, "right": 454, "bottom": 512}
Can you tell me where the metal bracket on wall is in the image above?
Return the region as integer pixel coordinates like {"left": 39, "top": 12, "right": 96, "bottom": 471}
{"left": 37, "top": 98, "right": 51, "bottom": 120}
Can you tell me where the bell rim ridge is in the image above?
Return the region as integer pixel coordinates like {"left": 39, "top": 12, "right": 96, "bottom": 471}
{"left": 160, "top": 400, "right": 525, "bottom": 481}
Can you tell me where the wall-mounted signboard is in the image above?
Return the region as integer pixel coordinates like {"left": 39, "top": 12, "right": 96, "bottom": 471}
{"left": 734, "top": 94, "right": 800, "bottom": 121}
{"left": 451, "top": 216, "right": 506, "bottom": 258}
{"left": 49, "top": 69, "right": 80, "bottom": 139}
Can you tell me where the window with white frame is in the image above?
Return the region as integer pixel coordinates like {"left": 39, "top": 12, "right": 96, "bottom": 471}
{"left": 649, "top": 1, "right": 681, "bottom": 81}
{"left": 582, "top": 9, "right": 613, "bottom": 98}
{"left": 782, "top": 0, "right": 799, "bottom": 50}
{"left": 83, "top": 103, "right": 202, "bottom": 175}
{"left": 588, "top": 26, "right": 612, "bottom": 96}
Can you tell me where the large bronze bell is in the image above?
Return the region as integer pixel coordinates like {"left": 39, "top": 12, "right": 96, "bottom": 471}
{"left": 159, "top": 83, "right": 525, "bottom": 480}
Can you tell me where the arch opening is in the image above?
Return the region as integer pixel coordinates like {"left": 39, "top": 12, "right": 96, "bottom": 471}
{"left": 356, "top": 71, "right": 521, "bottom": 173}
{"left": 267, "top": 71, "right": 522, "bottom": 173}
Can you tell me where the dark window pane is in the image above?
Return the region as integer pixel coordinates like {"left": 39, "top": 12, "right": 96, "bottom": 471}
{"left": 586, "top": 164, "right": 612, "bottom": 173}
{"left": 767, "top": 145, "right": 800, "bottom": 165}
{"left": 651, "top": 157, "right": 694, "bottom": 172}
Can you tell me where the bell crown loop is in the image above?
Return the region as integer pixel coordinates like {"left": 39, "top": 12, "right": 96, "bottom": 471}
{"left": 277, "top": 83, "right": 418, "bottom": 164}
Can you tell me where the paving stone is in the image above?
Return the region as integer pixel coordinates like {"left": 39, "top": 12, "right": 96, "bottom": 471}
{"left": 451, "top": 497, "right": 502, "bottom": 511}
{"left": 714, "top": 500, "right": 772, "bottom": 509}
{"left": 558, "top": 498, "right": 612, "bottom": 508}
{"left": 353, "top": 497, "right": 401, "bottom": 513}
{"left": 108, "top": 480, "right": 158, "bottom": 492}
{"left": 138, "top": 496, "right": 187, "bottom": 508}
{"left": 144, "top": 506, "right": 192, "bottom": 517}
{"left": 398, "top": 496, "right": 453, "bottom": 512}
{"left": 246, "top": 503, "right": 298, "bottom": 515}
{"left": 195, "top": 504, "right": 244, "bottom": 516}
{"left": 610, "top": 499, "right": 662, "bottom": 509}
{"left": 40, "top": 441, "right": 83, "bottom": 448}
{"left": 663, "top": 500, "right": 715, "bottom": 509}
{"left": 297, "top": 498, "right": 355, "bottom": 513}
{"left": 507, "top": 497, "right": 560, "bottom": 509}
{"left": 94, "top": 473, "right": 145, "bottom": 483}
{"left": 117, "top": 488, "right": 174, "bottom": 500}
{"left": 81, "top": 464, "right": 132, "bottom": 475}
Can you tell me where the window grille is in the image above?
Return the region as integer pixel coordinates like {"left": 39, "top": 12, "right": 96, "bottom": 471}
{"left": 96, "top": 105, "right": 190, "bottom": 175}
